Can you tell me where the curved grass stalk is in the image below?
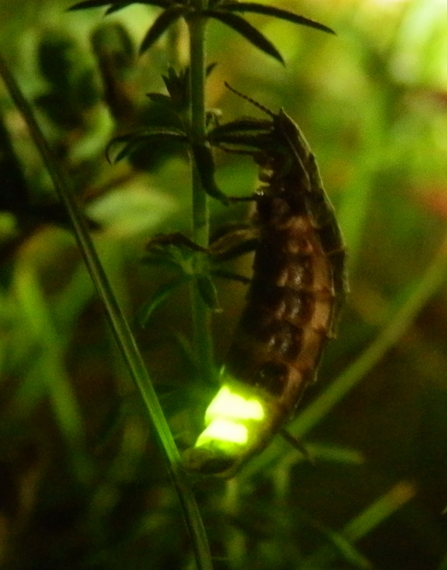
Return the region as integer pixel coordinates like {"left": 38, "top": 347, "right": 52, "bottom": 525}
{"left": 293, "top": 230, "right": 447, "bottom": 438}
{"left": 300, "top": 481, "right": 416, "bottom": 569}
{"left": 14, "top": 266, "right": 93, "bottom": 482}
{"left": 0, "top": 53, "right": 213, "bottom": 570}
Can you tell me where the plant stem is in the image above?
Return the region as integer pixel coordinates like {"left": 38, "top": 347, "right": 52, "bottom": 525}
{"left": 188, "top": 11, "right": 215, "bottom": 385}
{"left": 0, "top": 53, "right": 213, "bottom": 570}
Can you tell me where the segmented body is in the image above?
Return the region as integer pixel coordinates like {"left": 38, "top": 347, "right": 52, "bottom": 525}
{"left": 184, "top": 103, "right": 347, "bottom": 477}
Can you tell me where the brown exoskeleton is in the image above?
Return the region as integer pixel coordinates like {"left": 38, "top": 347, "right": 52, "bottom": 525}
{"left": 182, "top": 85, "right": 348, "bottom": 477}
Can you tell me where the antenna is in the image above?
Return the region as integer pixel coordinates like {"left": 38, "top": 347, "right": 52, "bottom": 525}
{"left": 224, "top": 82, "right": 275, "bottom": 119}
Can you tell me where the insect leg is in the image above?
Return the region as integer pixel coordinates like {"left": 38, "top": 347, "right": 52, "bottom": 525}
{"left": 209, "top": 225, "right": 259, "bottom": 261}
{"left": 279, "top": 429, "right": 315, "bottom": 465}
{"left": 146, "top": 232, "right": 208, "bottom": 253}
{"left": 191, "top": 142, "right": 230, "bottom": 206}
{"left": 211, "top": 269, "right": 251, "bottom": 285}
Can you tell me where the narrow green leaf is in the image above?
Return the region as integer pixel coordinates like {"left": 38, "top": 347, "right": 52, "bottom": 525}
{"left": 15, "top": 269, "right": 92, "bottom": 481}
{"left": 106, "top": 128, "right": 187, "bottom": 162}
{"left": 197, "top": 275, "right": 221, "bottom": 312}
{"left": 139, "top": 5, "right": 190, "bottom": 55}
{"left": 69, "top": 0, "right": 171, "bottom": 13}
{"left": 105, "top": 1, "right": 171, "bottom": 14}
{"left": 211, "top": 268, "right": 251, "bottom": 285}
{"left": 68, "top": 0, "right": 115, "bottom": 10}
{"left": 300, "top": 528, "right": 372, "bottom": 570}
{"left": 112, "top": 126, "right": 188, "bottom": 142}
{"left": 143, "top": 237, "right": 200, "bottom": 269}
{"left": 219, "top": 3, "right": 336, "bottom": 36}
{"left": 105, "top": 2, "right": 138, "bottom": 14}
{"left": 161, "top": 66, "right": 190, "bottom": 110}
{"left": 147, "top": 232, "right": 207, "bottom": 254}
{"left": 206, "top": 62, "right": 218, "bottom": 76}
{"left": 137, "top": 278, "right": 191, "bottom": 328}
{"left": 191, "top": 142, "right": 229, "bottom": 205}
{"left": 0, "top": 53, "right": 213, "bottom": 570}
{"left": 147, "top": 93, "right": 172, "bottom": 106}
{"left": 141, "top": 251, "right": 183, "bottom": 270}
{"left": 203, "top": 10, "right": 284, "bottom": 64}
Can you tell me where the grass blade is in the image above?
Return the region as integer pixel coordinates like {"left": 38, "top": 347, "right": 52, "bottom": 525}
{"left": 0, "top": 53, "right": 213, "bottom": 570}
{"left": 300, "top": 481, "right": 416, "bottom": 569}
{"left": 139, "top": 5, "right": 189, "bottom": 55}
{"left": 220, "top": 3, "right": 335, "bottom": 36}
{"left": 205, "top": 10, "right": 284, "bottom": 64}
{"left": 293, "top": 231, "right": 447, "bottom": 438}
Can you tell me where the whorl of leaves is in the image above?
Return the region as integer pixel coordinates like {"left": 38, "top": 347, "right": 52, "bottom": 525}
{"left": 69, "top": 0, "right": 335, "bottom": 64}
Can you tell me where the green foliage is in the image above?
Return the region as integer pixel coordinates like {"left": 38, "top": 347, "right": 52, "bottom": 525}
{"left": 69, "top": 0, "right": 334, "bottom": 64}
{"left": 1, "top": 0, "right": 447, "bottom": 569}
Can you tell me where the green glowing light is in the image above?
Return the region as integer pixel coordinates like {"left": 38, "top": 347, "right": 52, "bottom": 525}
{"left": 191, "top": 383, "right": 266, "bottom": 455}
{"left": 184, "top": 381, "right": 270, "bottom": 475}
{"left": 204, "top": 385, "right": 265, "bottom": 424}
{"left": 196, "top": 418, "right": 248, "bottom": 447}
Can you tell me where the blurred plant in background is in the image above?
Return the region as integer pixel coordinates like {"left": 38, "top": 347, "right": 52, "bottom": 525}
{"left": 1, "top": 0, "right": 447, "bottom": 569}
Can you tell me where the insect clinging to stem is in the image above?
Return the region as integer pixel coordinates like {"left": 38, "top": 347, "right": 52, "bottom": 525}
{"left": 182, "top": 84, "right": 348, "bottom": 478}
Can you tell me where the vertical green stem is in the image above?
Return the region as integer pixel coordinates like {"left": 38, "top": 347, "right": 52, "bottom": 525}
{"left": 188, "top": 12, "right": 214, "bottom": 384}
{"left": 189, "top": 15, "right": 208, "bottom": 246}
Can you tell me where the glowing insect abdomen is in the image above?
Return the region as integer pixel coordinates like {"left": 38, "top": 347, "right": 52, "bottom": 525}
{"left": 183, "top": 108, "right": 347, "bottom": 478}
